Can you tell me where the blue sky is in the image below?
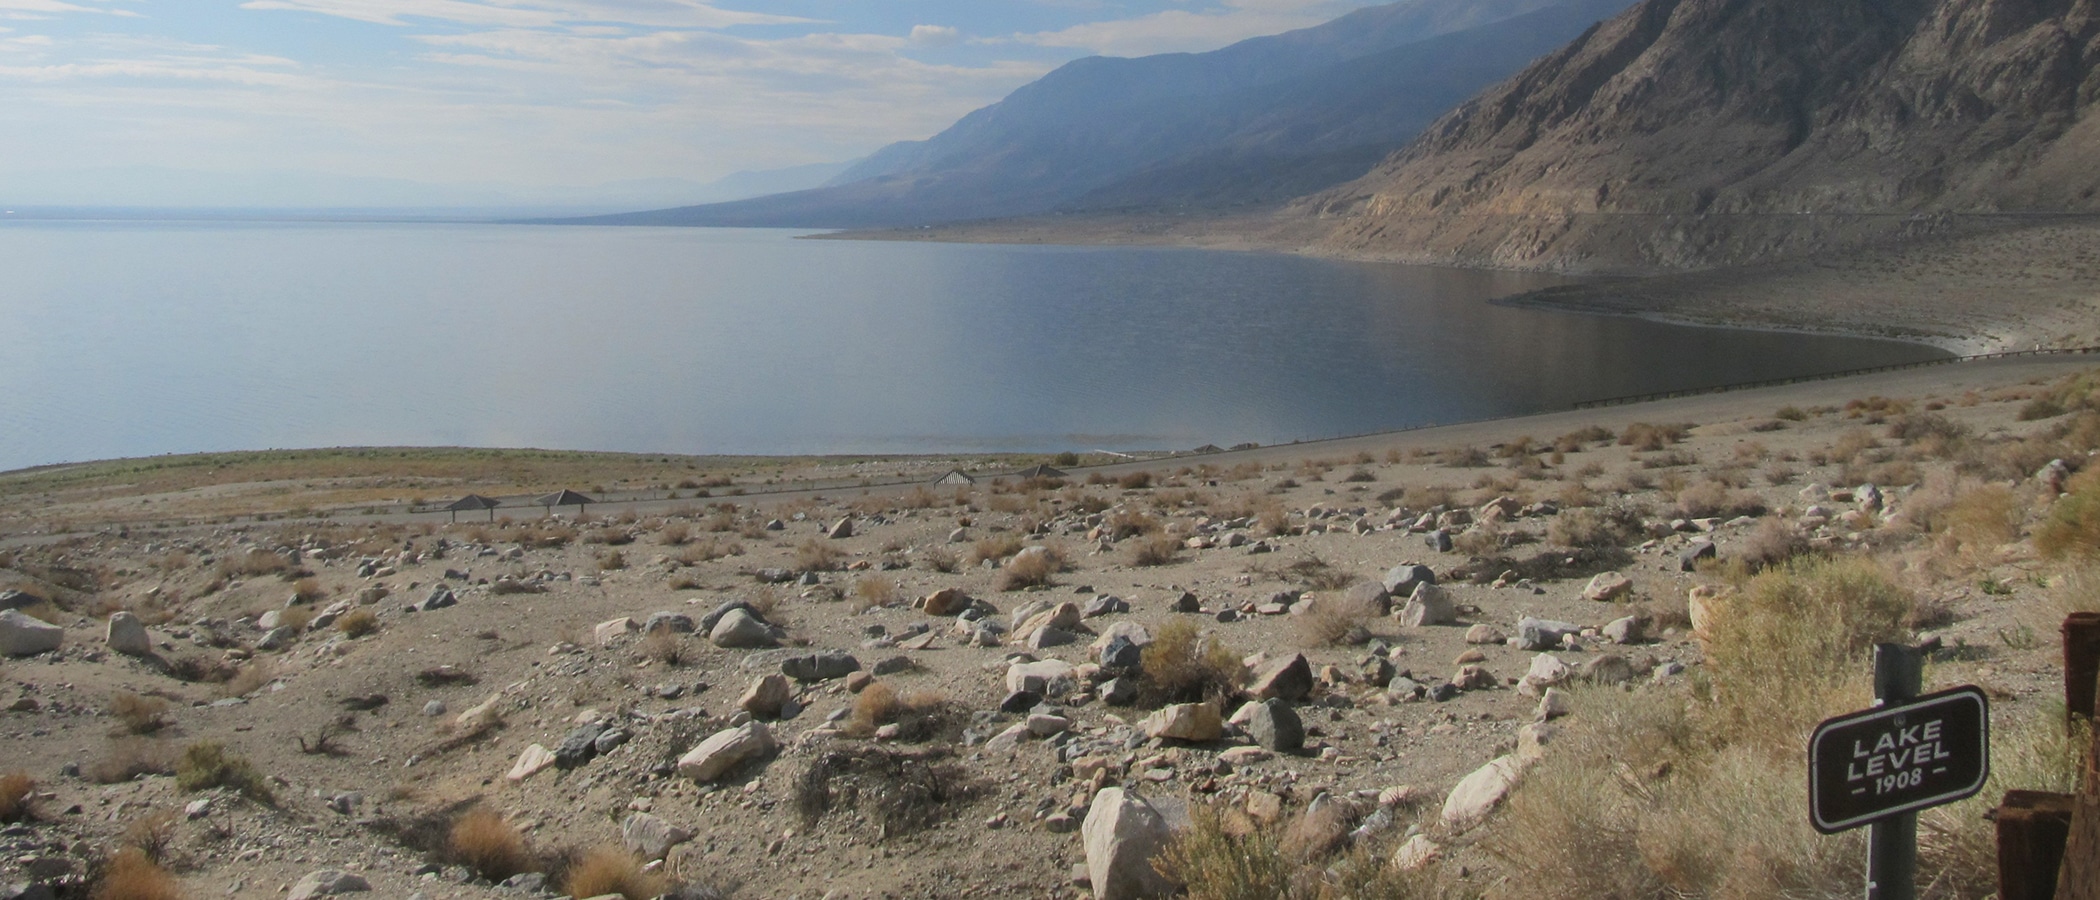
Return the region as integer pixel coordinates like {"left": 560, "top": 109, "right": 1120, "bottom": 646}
{"left": 0, "top": 0, "right": 1387, "bottom": 194}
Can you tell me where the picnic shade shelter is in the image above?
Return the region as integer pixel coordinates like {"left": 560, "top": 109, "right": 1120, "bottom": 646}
{"left": 444, "top": 494, "right": 502, "bottom": 523}
{"left": 536, "top": 489, "right": 596, "bottom": 516}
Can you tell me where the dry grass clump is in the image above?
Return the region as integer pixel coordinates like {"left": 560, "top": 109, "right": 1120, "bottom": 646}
{"left": 1702, "top": 557, "right": 1913, "bottom": 741}
{"left": 335, "top": 609, "right": 379, "bottom": 638}
{"left": 851, "top": 577, "right": 900, "bottom": 611}
{"left": 1618, "top": 422, "right": 1689, "bottom": 451}
{"left": 1294, "top": 592, "right": 1378, "bottom": 648}
{"left": 88, "top": 739, "right": 175, "bottom": 784}
{"left": 640, "top": 630, "right": 690, "bottom": 667}
{"left": 655, "top": 522, "right": 690, "bottom": 546}
{"left": 793, "top": 539, "right": 843, "bottom": 572}
{"left": 998, "top": 546, "right": 1065, "bottom": 591}
{"left": 1126, "top": 533, "right": 1182, "bottom": 568}
{"left": 92, "top": 848, "right": 185, "bottom": 900}
{"left": 1156, "top": 805, "right": 1296, "bottom": 900}
{"left": 596, "top": 550, "right": 627, "bottom": 572}
{"left": 919, "top": 547, "right": 958, "bottom": 573}
{"left": 0, "top": 772, "right": 32, "bottom": 822}
{"left": 1547, "top": 505, "right": 1643, "bottom": 549}
{"left": 290, "top": 577, "right": 326, "bottom": 604}
{"left": 2037, "top": 466, "right": 2100, "bottom": 559}
{"left": 1439, "top": 445, "right": 1490, "bottom": 468}
{"left": 1554, "top": 425, "right": 1615, "bottom": 453}
{"left": 1671, "top": 479, "right": 1766, "bottom": 519}
{"left": 1140, "top": 620, "right": 1245, "bottom": 706}
{"left": 218, "top": 549, "right": 292, "bottom": 580}
{"left": 562, "top": 846, "right": 668, "bottom": 900}
{"left": 448, "top": 806, "right": 538, "bottom": 883}
{"left": 217, "top": 662, "right": 274, "bottom": 699}
{"left": 110, "top": 692, "right": 171, "bottom": 735}
{"left": 1736, "top": 517, "right": 1810, "bottom": 571}
{"left": 174, "top": 741, "right": 273, "bottom": 803}
{"left": 791, "top": 747, "right": 974, "bottom": 837}
{"left": 969, "top": 534, "right": 1024, "bottom": 565}
{"left": 841, "top": 682, "right": 951, "bottom": 740}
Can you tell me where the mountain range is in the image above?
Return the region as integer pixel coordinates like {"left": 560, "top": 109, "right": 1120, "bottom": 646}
{"left": 1297, "top": 0, "right": 2100, "bottom": 270}
{"left": 581, "top": 0, "right": 1639, "bottom": 228}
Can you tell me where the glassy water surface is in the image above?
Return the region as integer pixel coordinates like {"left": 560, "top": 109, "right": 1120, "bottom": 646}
{"left": 0, "top": 221, "right": 1945, "bottom": 471}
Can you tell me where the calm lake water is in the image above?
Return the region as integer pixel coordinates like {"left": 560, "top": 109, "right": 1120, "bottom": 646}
{"left": 0, "top": 221, "right": 1945, "bottom": 471}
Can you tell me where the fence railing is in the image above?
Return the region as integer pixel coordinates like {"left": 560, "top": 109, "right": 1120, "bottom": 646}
{"left": 1570, "top": 346, "right": 2100, "bottom": 410}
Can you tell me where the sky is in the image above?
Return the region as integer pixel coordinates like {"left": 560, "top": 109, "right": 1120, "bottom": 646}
{"left": 0, "top": 0, "right": 1390, "bottom": 198}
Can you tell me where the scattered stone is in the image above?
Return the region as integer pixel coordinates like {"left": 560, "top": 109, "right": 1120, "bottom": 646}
{"left": 1452, "top": 665, "right": 1497, "bottom": 691}
{"left": 104, "top": 612, "right": 150, "bottom": 657}
{"left": 1218, "top": 746, "right": 1272, "bottom": 766}
{"left": 1391, "top": 834, "right": 1442, "bottom": 871}
{"left": 1382, "top": 563, "right": 1436, "bottom": 596}
{"left": 1083, "top": 789, "right": 1186, "bottom": 900}
{"left": 594, "top": 617, "right": 639, "bottom": 645}
{"left": 999, "top": 689, "right": 1044, "bottom": 714}
{"left": 506, "top": 744, "right": 556, "bottom": 783}
{"left": 1245, "top": 699, "right": 1304, "bottom": 753}
{"left": 1464, "top": 623, "right": 1506, "bottom": 645}
{"left": 421, "top": 700, "right": 446, "bottom": 717}
{"left": 1250, "top": 653, "right": 1313, "bottom": 702}
{"left": 1099, "top": 635, "right": 1144, "bottom": 671}
{"left": 256, "top": 626, "right": 297, "bottom": 651}
{"left": 418, "top": 587, "right": 456, "bottom": 611}
{"left": 1083, "top": 595, "right": 1131, "bottom": 618}
{"left": 1006, "top": 660, "right": 1076, "bottom": 696}
{"left": 594, "top": 729, "right": 627, "bottom": 754}
{"left": 1397, "top": 583, "right": 1456, "bottom": 627}
{"left": 1026, "top": 713, "right": 1072, "bottom": 737}
{"left": 1602, "top": 616, "right": 1644, "bottom": 644}
{"left": 919, "top": 589, "right": 972, "bottom": 616}
{"left": 1582, "top": 572, "right": 1634, "bottom": 602}
{"left": 709, "top": 609, "right": 779, "bottom": 649}
{"left": 1515, "top": 617, "right": 1581, "bottom": 651}
{"left": 1099, "top": 678, "right": 1138, "bottom": 707}
{"left": 621, "top": 812, "right": 693, "bottom": 862}
{"left": 553, "top": 723, "right": 606, "bottom": 769}
{"left": 1143, "top": 703, "right": 1222, "bottom": 742}
{"left": 827, "top": 517, "right": 854, "bottom": 539}
{"left": 0, "top": 610, "right": 63, "bottom": 657}
{"left": 288, "top": 870, "right": 369, "bottom": 900}
{"left": 1679, "top": 541, "right": 1717, "bottom": 572}
{"left": 871, "top": 655, "right": 913, "bottom": 676}
{"left": 642, "top": 612, "right": 695, "bottom": 634}
{"left": 1518, "top": 654, "right": 1574, "bottom": 697}
{"left": 184, "top": 798, "right": 211, "bottom": 820}
{"left": 1442, "top": 756, "right": 1523, "bottom": 831}
{"left": 782, "top": 652, "right": 859, "bottom": 682}
{"left": 1538, "top": 688, "right": 1572, "bottom": 721}
{"left": 1516, "top": 722, "right": 1558, "bottom": 763}
{"left": 1583, "top": 654, "right": 1637, "bottom": 686}
{"left": 1170, "top": 592, "right": 1202, "bottom": 613}
{"left": 1426, "top": 529, "right": 1454, "bottom": 553}
{"left": 677, "top": 722, "right": 777, "bottom": 782}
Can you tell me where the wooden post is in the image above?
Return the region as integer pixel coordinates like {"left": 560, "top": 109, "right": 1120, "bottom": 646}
{"left": 1869, "top": 644, "right": 1922, "bottom": 900}
{"left": 2058, "top": 699, "right": 2100, "bottom": 900}
{"left": 2000, "top": 791, "right": 2076, "bottom": 900}
{"left": 2067, "top": 613, "right": 2100, "bottom": 730}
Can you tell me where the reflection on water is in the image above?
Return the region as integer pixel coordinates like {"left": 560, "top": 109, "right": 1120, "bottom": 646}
{"left": 0, "top": 222, "right": 1945, "bottom": 470}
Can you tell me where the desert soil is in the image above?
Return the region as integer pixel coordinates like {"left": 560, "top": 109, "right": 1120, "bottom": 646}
{"left": 0, "top": 354, "right": 2094, "bottom": 899}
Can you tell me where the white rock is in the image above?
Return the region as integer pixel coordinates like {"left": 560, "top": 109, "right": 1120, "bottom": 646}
{"left": 0, "top": 610, "right": 62, "bottom": 657}
{"left": 1390, "top": 834, "right": 1442, "bottom": 871}
{"left": 506, "top": 744, "right": 556, "bottom": 783}
{"left": 738, "top": 675, "right": 792, "bottom": 718}
{"left": 1537, "top": 687, "right": 1572, "bottom": 721}
{"left": 677, "top": 722, "right": 777, "bottom": 782}
{"left": 454, "top": 693, "right": 505, "bottom": 732}
{"left": 1141, "top": 703, "right": 1221, "bottom": 742}
{"left": 1005, "top": 659, "right": 1076, "bottom": 695}
{"left": 709, "top": 608, "right": 778, "bottom": 649}
{"left": 105, "top": 611, "right": 151, "bottom": 656}
{"left": 288, "top": 869, "right": 369, "bottom": 900}
{"left": 1083, "top": 788, "right": 1185, "bottom": 900}
{"left": 620, "top": 812, "right": 693, "bottom": 861}
{"left": 1517, "top": 654, "right": 1573, "bottom": 698}
{"left": 1026, "top": 713, "right": 1072, "bottom": 737}
{"left": 594, "top": 617, "right": 639, "bottom": 645}
{"left": 1397, "top": 583, "right": 1455, "bottom": 627}
{"left": 1582, "top": 572, "right": 1633, "bottom": 602}
{"left": 1441, "top": 756, "right": 1524, "bottom": 831}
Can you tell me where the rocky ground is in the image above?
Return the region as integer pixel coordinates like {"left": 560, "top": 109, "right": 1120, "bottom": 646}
{"left": 0, "top": 357, "right": 2093, "bottom": 900}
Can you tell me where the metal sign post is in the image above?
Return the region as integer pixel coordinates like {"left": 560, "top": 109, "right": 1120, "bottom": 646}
{"left": 1868, "top": 644, "right": 1921, "bottom": 900}
{"left": 1808, "top": 645, "right": 1992, "bottom": 900}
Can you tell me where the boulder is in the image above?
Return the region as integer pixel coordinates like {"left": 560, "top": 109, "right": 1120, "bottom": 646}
{"left": 1397, "top": 583, "right": 1456, "bottom": 627}
{"left": 0, "top": 610, "right": 62, "bottom": 657}
{"left": 677, "top": 722, "right": 777, "bottom": 782}
{"left": 594, "top": 617, "right": 639, "bottom": 645}
{"left": 1090, "top": 621, "right": 1152, "bottom": 654}
{"left": 553, "top": 723, "right": 606, "bottom": 769}
{"left": 455, "top": 693, "right": 505, "bottom": 732}
{"left": 1515, "top": 617, "right": 1581, "bottom": 651}
{"left": 1343, "top": 581, "right": 1392, "bottom": 616}
{"left": 1083, "top": 789, "right": 1185, "bottom": 900}
{"left": 506, "top": 744, "right": 556, "bottom": 783}
{"left": 105, "top": 612, "right": 151, "bottom": 657}
{"left": 1099, "top": 678, "right": 1139, "bottom": 707}
{"left": 781, "top": 652, "right": 859, "bottom": 682}
{"left": 1464, "top": 623, "right": 1506, "bottom": 645}
{"left": 1082, "top": 595, "right": 1130, "bottom": 618}
{"left": 1537, "top": 688, "right": 1572, "bottom": 721}
{"left": 1249, "top": 653, "right": 1313, "bottom": 702}
{"left": 1679, "top": 541, "right": 1717, "bottom": 572}
{"left": 739, "top": 675, "right": 792, "bottom": 718}
{"left": 620, "top": 812, "right": 692, "bottom": 862}
{"left": 1583, "top": 654, "right": 1637, "bottom": 686}
{"left": 1391, "top": 835, "right": 1442, "bottom": 871}
{"left": 919, "top": 588, "right": 971, "bottom": 616}
{"left": 287, "top": 870, "right": 369, "bottom": 900}
{"left": 642, "top": 612, "right": 695, "bottom": 634}
{"left": 1005, "top": 660, "right": 1076, "bottom": 696}
{"left": 1244, "top": 699, "right": 1304, "bottom": 753}
{"left": 1098, "top": 635, "right": 1145, "bottom": 671}
{"left": 827, "top": 517, "right": 854, "bottom": 539}
{"left": 418, "top": 587, "right": 456, "bottom": 611}
{"left": 1582, "top": 572, "right": 1634, "bottom": 602}
{"left": 1517, "top": 654, "right": 1574, "bottom": 697}
{"left": 1010, "top": 603, "right": 1083, "bottom": 645}
{"left": 698, "top": 600, "right": 761, "bottom": 633}
{"left": 1381, "top": 563, "right": 1436, "bottom": 596}
{"left": 1602, "top": 616, "right": 1644, "bottom": 645}
{"left": 709, "top": 609, "right": 778, "bottom": 649}
{"left": 1142, "top": 703, "right": 1222, "bottom": 742}
{"left": 1441, "top": 756, "right": 1523, "bottom": 831}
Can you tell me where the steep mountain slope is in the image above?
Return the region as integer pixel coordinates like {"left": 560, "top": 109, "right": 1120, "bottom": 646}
{"left": 1301, "top": 0, "right": 2100, "bottom": 271}
{"left": 582, "top": 0, "right": 1635, "bottom": 228}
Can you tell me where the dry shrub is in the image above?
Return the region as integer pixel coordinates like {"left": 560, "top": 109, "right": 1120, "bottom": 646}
{"left": 919, "top": 547, "right": 958, "bottom": 573}
{"left": 1555, "top": 481, "right": 1600, "bottom": 508}
{"left": 1156, "top": 804, "right": 1297, "bottom": 900}
{"left": 1278, "top": 555, "right": 1355, "bottom": 591}
{"left": 793, "top": 539, "right": 843, "bottom": 572}
{"left": 93, "top": 848, "right": 184, "bottom": 900}
{"left": 1735, "top": 517, "right": 1809, "bottom": 571}
{"left": 218, "top": 549, "right": 291, "bottom": 579}
{"left": 791, "top": 747, "right": 973, "bottom": 837}
{"left": 1117, "top": 471, "right": 1154, "bottom": 490}
{"left": 217, "top": 662, "right": 274, "bottom": 699}
{"left": 656, "top": 522, "right": 690, "bottom": 546}
{"left": 174, "top": 741, "right": 273, "bottom": 803}
{"left": 1547, "top": 505, "right": 1642, "bottom": 549}
{"left": 997, "top": 546, "right": 1064, "bottom": 591}
{"left": 0, "top": 772, "right": 31, "bottom": 822}
{"left": 583, "top": 527, "right": 634, "bottom": 546}
{"left": 1672, "top": 479, "right": 1766, "bottom": 519}
{"left": 843, "top": 682, "right": 902, "bottom": 737}
{"left": 335, "top": 609, "right": 379, "bottom": 638}
{"left": 110, "top": 692, "right": 171, "bottom": 735}
{"left": 1828, "top": 427, "right": 1881, "bottom": 465}
{"left": 678, "top": 537, "right": 739, "bottom": 564}
{"left": 1451, "top": 527, "right": 1505, "bottom": 557}
{"left": 1293, "top": 593, "right": 1376, "bottom": 648}
{"left": 1125, "top": 533, "right": 1182, "bottom": 568}
{"left": 2036, "top": 466, "right": 2100, "bottom": 559}
{"left": 851, "top": 577, "right": 899, "bottom": 611}
{"left": 596, "top": 550, "right": 627, "bottom": 572}
{"left": 122, "top": 809, "right": 179, "bottom": 863}
{"left": 969, "top": 534, "right": 1023, "bottom": 566}
{"left": 1140, "top": 620, "right": 1244, "bottom": 706}
{"left": 562, "top": 846, "right": 667, "bottom": 900}
{"left": 1701, "top": 557, "right": 1912, "bottom": 743}
{"left": 89, "top": 739, "right": 174, "bottom": 784}
{"left": 1619, "top": 422, "right": 1689, "bottom": 451}
{"left": 1257, "top": 505, "right": 1292, "bottom": 536}
{"left": 448, "top": 806, "right": 538, "bottom": 883}
{"left": 1555, "top": 425, "right": 1615, "bottom": 452}
{"left": 1440, "top": 445, "right": 1490, "bottom": 468}
{"left": 640, "top": 630, "right": 690, "bottom": 667}
{"left": 490, "top": 578, "right": 543, "bottom": 595}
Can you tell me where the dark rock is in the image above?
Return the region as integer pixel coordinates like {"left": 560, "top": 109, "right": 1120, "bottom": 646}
{"left": 419, "top": 587, "right": 456, "bottom": 611}
{"left": 1679, "top": 541, "right": 1717, "bottom": 572}
{"left": 1382, "top": 563, "right": 1436, "bottom": 595}
{"left": 1427, "top": 530, "right": 1453, "bottom": 553}
{"left": 1000, "top": 690, "right": 1043, "bottom": 714}
{"left": 1428, "top": 682, "right": 1461, "bottom": 702}
{"left": 871, "top": 655, "right": 913, "bottom": 676}
{"left": 1245, "top": 699, "right": 1305, "bottom": 752}
{"left": 554, "top": 722, "right": 606, "bottom": 769}
{"left": 1099, "top": 635, "right": 1144, "bottom": 671}
{"left": 643, "top": 612, "right": 696, "bottom": 634}
{"left": 1250, "top": 653, "right": 1314, "bottom": 702}
{"left": 699, "top": 600, "right": 762, "bottom": 633}
{"left": 782, "top": 652, "right": 860, "bottom": 682}
{"left": 1099, "top": 678, "right": 1138, "bottom": 707}
{"left": 1170, "top": 591, "right": 1202, "bottom": 613}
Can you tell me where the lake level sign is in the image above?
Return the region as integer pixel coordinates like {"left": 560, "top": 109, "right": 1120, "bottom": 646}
{"left": 1809, "top": 684, "right": 1990, "bottom": 834}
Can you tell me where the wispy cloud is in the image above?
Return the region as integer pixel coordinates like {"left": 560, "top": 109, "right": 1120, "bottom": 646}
{"left": 237, "top": 0, "right": 811, "bottom": 30}
{"left": 1007, "top": 0, "right": 1362, "bottom": 56}
{"left": 0, "top": 0, "right": 138, "bottom": 19}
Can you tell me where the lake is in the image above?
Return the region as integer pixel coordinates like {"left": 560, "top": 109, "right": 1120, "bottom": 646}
{"left": 0, "top": 221, "right": 1945, "bottom": 472}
